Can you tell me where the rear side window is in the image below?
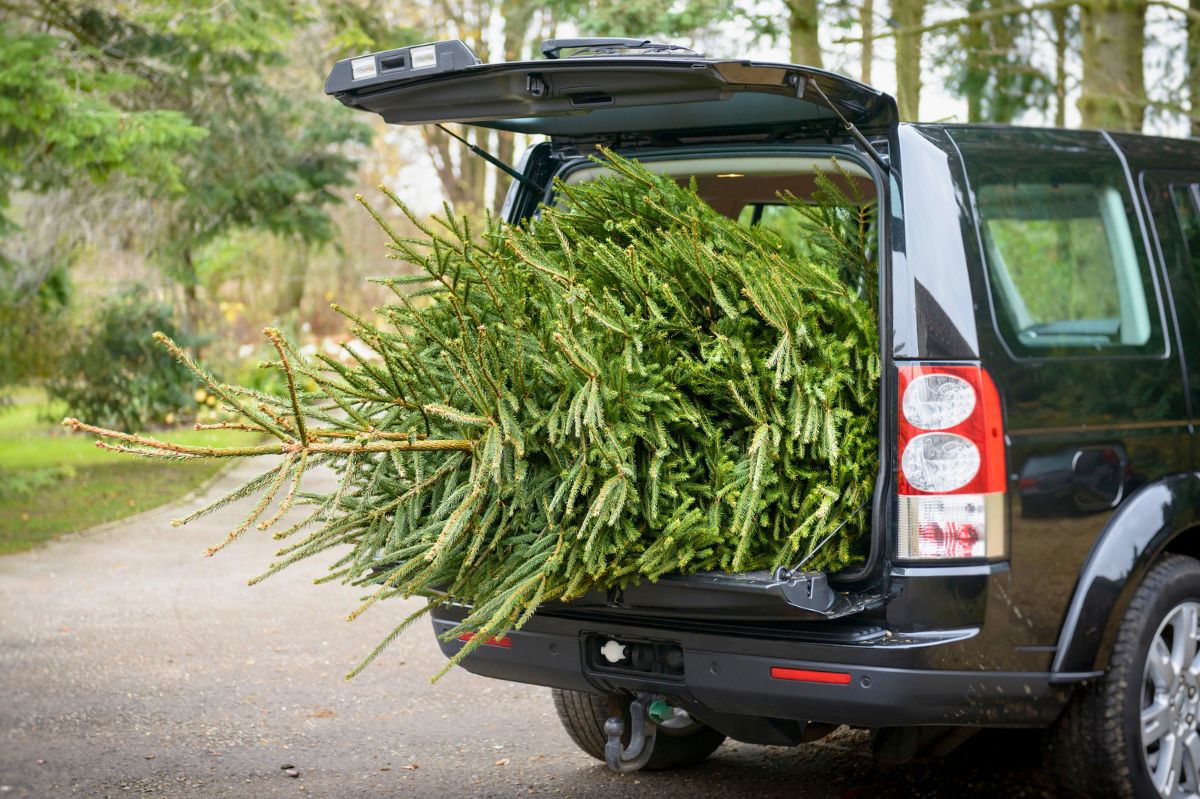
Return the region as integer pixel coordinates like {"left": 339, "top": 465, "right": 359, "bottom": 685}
{"left": 1168, "top": 184, "right": 1200, "bottom": 264}
{"left": 953, "top": 130, "right": 1164, "bottom": 357}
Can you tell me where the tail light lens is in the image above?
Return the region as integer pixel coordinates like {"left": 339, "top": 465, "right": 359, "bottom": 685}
{"left": 900, "top": 433, "right": 982, "bottom": 493}
{"left": 897, "top": 364, "right": 1005, "bottom": 561}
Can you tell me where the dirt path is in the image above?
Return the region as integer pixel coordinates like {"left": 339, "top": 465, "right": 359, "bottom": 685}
{"left": 0, "top": 460, "right": 1053, "bottom": 798}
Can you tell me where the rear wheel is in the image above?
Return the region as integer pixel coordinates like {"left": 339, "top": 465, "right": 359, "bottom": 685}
{"left": 551, "top": 688, "right": 726, "bottom": 770}
{"left": 1047, "top": 554, "right": 1200, "bottom": 798}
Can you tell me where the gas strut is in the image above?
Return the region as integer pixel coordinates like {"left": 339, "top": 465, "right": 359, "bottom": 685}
{"left": 434, "top": 124, "right": 546, "bottom": 195}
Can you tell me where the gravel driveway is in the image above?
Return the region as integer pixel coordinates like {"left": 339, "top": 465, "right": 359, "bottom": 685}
{"left": 1, "top": 459, "right": 1057, "bottom": 798}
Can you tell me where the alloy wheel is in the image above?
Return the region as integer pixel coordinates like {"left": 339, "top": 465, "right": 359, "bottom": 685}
{"left": 1142, "top": 601, "right": 1200, "bottom": 798}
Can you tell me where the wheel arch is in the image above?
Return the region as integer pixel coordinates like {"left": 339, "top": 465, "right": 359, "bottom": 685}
{"left": 1052, "top": 471, "right": 1200, "bottom": 675}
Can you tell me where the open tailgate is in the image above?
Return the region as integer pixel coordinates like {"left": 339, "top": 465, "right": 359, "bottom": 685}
{"left": 325, "top": 39, "right": 897, "bottom": 139}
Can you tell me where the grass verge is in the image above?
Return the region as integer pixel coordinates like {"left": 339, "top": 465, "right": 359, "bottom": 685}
{"left": 0, "top": 397, "right": 257, "bottom": 554}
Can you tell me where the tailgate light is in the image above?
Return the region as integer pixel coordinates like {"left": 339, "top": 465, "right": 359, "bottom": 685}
{"left": 770, "top": 666, "right": 852, "bottom": 685}
{"left": 900, "top": 432, "right": 981, "bottom": 493}
{"left": 902, "top": 372, "right": 976, "bottom": 430}
{"left": 897, "top": 364, "right": 1006, "bottom": 561}
{"left": 457, "top": 632, "right": 512, "bottom": 648}
{"left": 327, "top": 40, "right": 481, "bottom": 95}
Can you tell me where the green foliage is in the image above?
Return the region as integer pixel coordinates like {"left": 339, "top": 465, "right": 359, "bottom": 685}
{"left": 0, "top": 18, "right": 208, "bottom": 388}
{"left": 48, "top": 291, "right": 199, "bottom": 431}
{"left": 0, "top": 27, "right": 206, "bottom": 223}
{"left": 71, "top": 152, "right": 879, "bottom": 678}
{"left": 0, "top": 0, "right": 372, "bottom": 388}
{"left": 935, "top": 0, "right": 1053, "bottom": 124}
{"left": 0, "top": 265, "right": 70, "bottom": 390}
{"left": 0, "top": 465, "right": 74, "bottom": 501}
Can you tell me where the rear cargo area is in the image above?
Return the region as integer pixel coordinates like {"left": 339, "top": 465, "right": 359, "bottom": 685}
{"left": 549, "top": 149, "right": 888, "bottom": 624}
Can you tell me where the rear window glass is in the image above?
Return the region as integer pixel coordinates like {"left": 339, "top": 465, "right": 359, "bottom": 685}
{"left": 954, "top": 131, "right": 1164, "bottom": 357}
{"left": 561, "top": 155, "right": 877, "bottom": 264}
{"left": 736, "top": 204, "right": 816, "bottom": 252}
{"left": 1169, "top": 184, "right": 1200, "bottom": 264}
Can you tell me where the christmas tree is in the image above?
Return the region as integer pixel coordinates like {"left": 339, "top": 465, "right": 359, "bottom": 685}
{"left": 65, "top": 150, "right": 879, "bottom": 678}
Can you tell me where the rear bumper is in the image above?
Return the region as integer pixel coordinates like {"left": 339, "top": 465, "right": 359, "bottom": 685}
{"left": 431, "top": 607, "right": 1092, "bottom": 729}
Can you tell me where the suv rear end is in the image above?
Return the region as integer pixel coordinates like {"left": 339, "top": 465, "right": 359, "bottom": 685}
{"left": 326, "top": 38, "right": 1200, "bottom": 794}
{"left": 429, "top": 128, "right": 1051, "bottom": 737}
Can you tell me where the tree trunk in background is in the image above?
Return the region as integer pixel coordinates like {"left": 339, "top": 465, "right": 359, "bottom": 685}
{"left": 1189, "top": 0, "right": 1200, "bottom": 135}
{"left": 179, "top": 247, "right": 201, "bottom": 338}
{"left": 1053, "top": 5, "right": 1069, "bottom": 127}
{"left": 493, "top": 0, "right": 536, "bottom": 214}
{"left": 963, "top": 0, "right": 986, "bottom": 122}
{"left": 1078, "top": 0, "right": 1147, "bottom": 131}
{"left": 860, "top": 0, "right": 874, "bottom": 84}
{"left": 892, "top": 0, "right": 925, "bottom": 121}
{"left": 423, "top": 126, "right": 480, "bottom": 210}
{"left": 787, "top": 0, "right": 823, "bottom": 68}
{"left": 275, "top": 242, "right": 309, "bottom": 316}
{"left": 987, "top": 3, "right": 1022, "bottom": 123}
{"left": 421, "top": 4, "right": 491, "bottom": 211}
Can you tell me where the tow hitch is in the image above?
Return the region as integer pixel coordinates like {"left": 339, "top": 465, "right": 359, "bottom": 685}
{"left": 604, "top": 692, "right": 676, "bottom": 773}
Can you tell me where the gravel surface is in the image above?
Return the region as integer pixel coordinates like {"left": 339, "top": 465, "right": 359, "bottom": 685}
{"left": 1, "top": 460, "right": 1057, "bottom": 798}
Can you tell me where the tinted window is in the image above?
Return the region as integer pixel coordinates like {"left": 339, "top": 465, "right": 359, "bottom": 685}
{"left": 1169, "top": 184, "right": 1200, "bottom": 272}
{"left": 1146, "top": 181, "right": 1200, "bottom": 279}
{"left": 1143, "top": 174, "right": 1200, "bottom": 421}
{"left": 977, "top": 183, "right": 1151, "bottom": 347}
{"left": 954, "top": 130, "right": 1164, "bottom": 357}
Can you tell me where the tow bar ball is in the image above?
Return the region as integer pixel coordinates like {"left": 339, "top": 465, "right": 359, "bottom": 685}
{"left": 604, "top": 693, "right": 676, "bottom": 773}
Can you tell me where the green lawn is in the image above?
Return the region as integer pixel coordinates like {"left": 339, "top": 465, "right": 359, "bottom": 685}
{"left": 0, "top": 397, "right": 258, "bottom": 554}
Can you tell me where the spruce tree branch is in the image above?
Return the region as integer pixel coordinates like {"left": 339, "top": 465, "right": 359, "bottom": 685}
{"left": 63, "top": 418, "right": 476, "bottom": 455}
{"left": 265, "top": 327, "right": 309, "bottom": 447}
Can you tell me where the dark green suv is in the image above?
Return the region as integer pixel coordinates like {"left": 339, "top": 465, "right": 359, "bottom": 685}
{"left": 326, "top": 37, "right": 1200, "bottom": 797}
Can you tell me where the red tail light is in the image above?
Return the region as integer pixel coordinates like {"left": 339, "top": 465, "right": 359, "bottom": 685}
{"left": 458, "top": 632, "right": 512, "bottom": 648}
{"left": 770, "top": 666, "right": 852, "bottom": 685}
{"left": 896, "top": 364, "right": 1006, "bottom": 561}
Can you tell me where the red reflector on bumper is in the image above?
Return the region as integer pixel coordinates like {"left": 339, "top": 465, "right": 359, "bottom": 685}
{"left": 770, "top": 666, "right": 852, "bottom": 685}
{"left": 458, "top": 632, "right": 512, "bottom": 648}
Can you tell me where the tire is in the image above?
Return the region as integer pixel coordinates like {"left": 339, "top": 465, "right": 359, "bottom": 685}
{"left": 551, "top": 688, "right": 726, "bottom": 770}
{"left": 1047, "top": 554, "right": 1200, "bottom": 798}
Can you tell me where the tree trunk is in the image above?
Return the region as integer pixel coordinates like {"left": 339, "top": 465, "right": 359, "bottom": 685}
{"left": 493, "top": 0, "right": 536, "bottom": 214}
{"left": 1078, "top": 0, "right": 1147, "bottom": 131}
{"left": 420, "top": 3, "right": 491, "bottom": 212}
{"left": 1190, "top": 0, "right": 1200, "bottom": 136}
{"left": 787, "top": 0, "right": 822, "bottom": 68}
{"left": 963, "top": 0, "right": 986, "bottom": 122}
{"left": 1053, "top": 5, "right": 1069, "bottom": 128}
{"left": 422, "top": 125, "right": 485, "bottom": 212}
{"left": 860, "top": 0, "right": 874, "bottom": 84}
{"left": 275, "top": 242, "right": 309, "bottom": 317}
{"left": 179, "top": 247, "right": 201, "bottom": 339}
{"left": 892, "top": 0, "right": 926, "bottom": 121}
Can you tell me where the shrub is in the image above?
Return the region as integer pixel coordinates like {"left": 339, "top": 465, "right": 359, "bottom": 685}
{"left": 47, "top": 290, "right": 198, "bottom": 431}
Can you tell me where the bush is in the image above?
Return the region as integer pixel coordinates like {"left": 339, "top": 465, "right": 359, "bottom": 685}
{"left": 0, "top": 464, "right": 74, "bottom": 499}
{"left": 47, "top": 290, "right": 198, "bottom": 431}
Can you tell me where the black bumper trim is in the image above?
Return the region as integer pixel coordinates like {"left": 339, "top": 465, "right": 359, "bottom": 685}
{"left": 431, "top": 617, "right": 1074, "bottom": 728}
